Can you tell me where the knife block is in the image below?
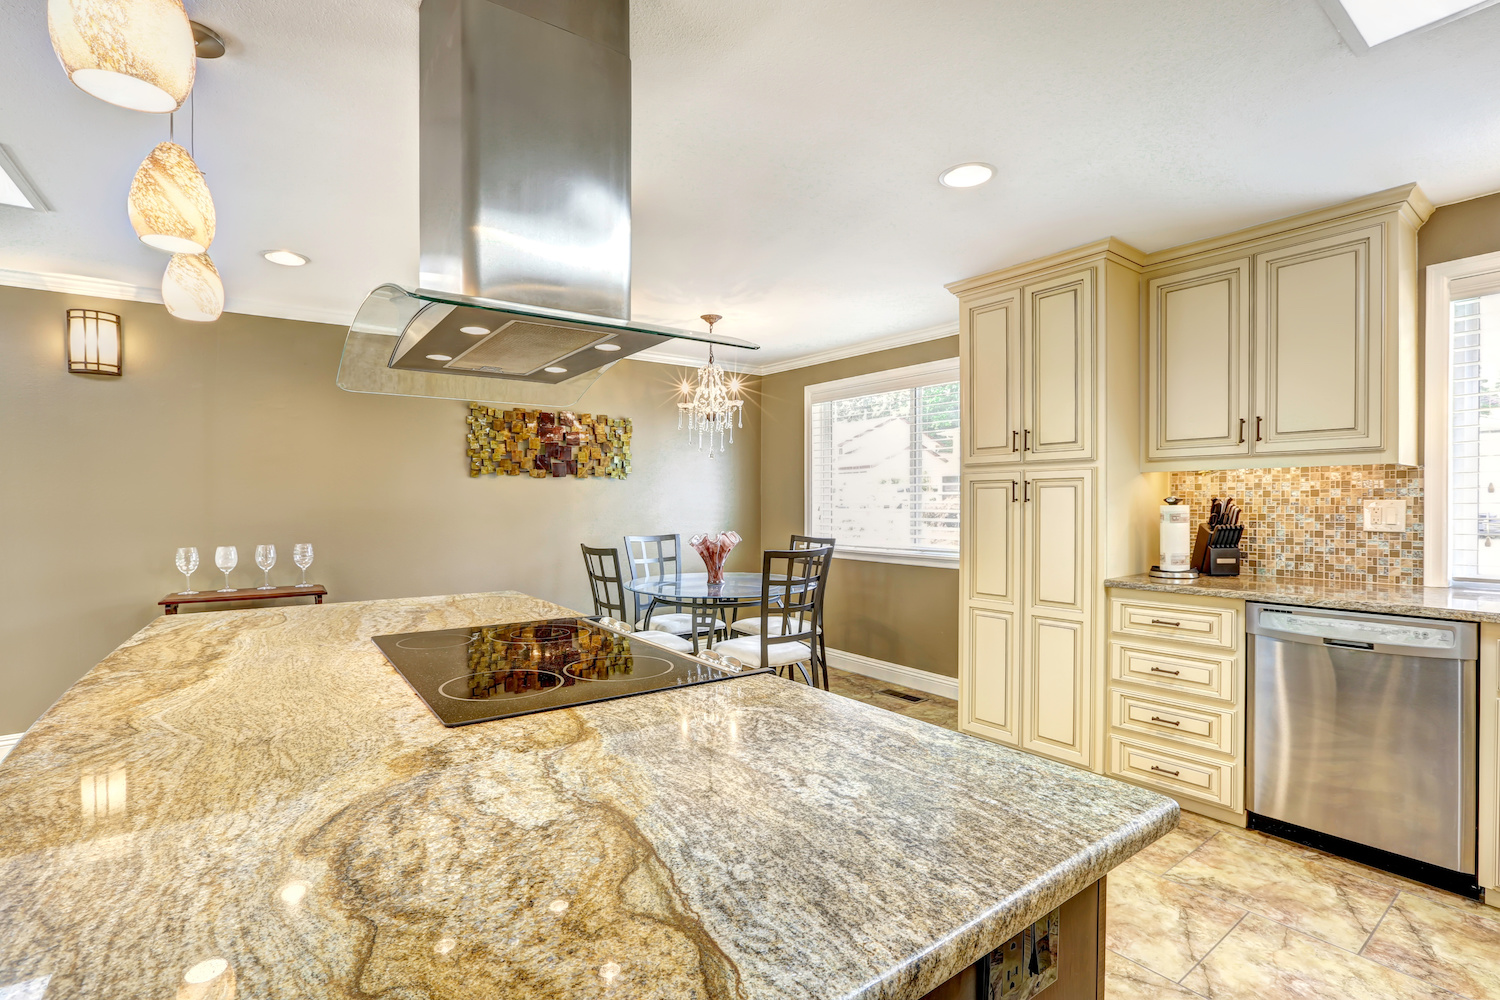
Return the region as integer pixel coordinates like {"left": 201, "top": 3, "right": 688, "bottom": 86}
{"left": 1192, "top": 526, "right": 1243, "bottom": 576}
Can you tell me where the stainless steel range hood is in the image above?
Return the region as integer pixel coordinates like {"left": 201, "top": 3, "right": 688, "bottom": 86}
{"left": 338, "top": 0, "right": 756, "bottom": 405}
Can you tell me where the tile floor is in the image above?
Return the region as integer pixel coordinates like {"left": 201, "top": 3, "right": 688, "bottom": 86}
{"left": 822, "top": 666, "right": 1500, "bottom": 1000}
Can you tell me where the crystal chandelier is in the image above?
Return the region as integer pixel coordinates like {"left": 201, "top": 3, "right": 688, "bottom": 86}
{"left": 677, "top": 314, "right": 744, "bottom": 459}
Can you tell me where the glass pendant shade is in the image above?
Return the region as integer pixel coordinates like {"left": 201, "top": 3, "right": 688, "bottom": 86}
{"left": 47, "top": 0, "right": 196, "bottom": 113}
{"left": 162, "top": 252, "right": 223, "bottom": 322}
{"left": 128, "top": 141, "right": 215, "bottom": 253}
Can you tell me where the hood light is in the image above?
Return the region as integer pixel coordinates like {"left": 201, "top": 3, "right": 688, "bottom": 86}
{"left": 938, "top": 162, "right": 994, "bottom": 188}
{"left": 426, "top": 354, "right": 453, "bottom": 362}
{"left": 594, "top": 343, "right": 621, "bottom": 351}
{"left": 262, "top": 249, "right": 307, "bottom": 267}
{"left": 544, "top": 366, "right": 568, "bottom": 374}
{"left": 460, "top": 325, "right": 489, "bottom": 335}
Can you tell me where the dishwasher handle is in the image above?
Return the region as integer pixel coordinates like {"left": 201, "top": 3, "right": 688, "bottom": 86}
{"left": 1323, "top": 638, "right": 1375, "bottom": 651}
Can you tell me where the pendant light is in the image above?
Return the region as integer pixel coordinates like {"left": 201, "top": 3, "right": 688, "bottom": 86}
{"left": 47, "top": 0, "right": 196, "bottom": 113}
{"left": 162, "top": 252, "right": 223, "bottom": 322}
{"left": 128, "top": 141, "right": 215, "bottom": 253}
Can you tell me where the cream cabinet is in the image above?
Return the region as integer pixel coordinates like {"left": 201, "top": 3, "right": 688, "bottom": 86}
{"left": 960, "top": 269, "right": 1095, "bottom": 466}
{"left": 1143, "top": 185, "right": 1430, "bottom": 470}
{"left": 1480, "top": 623, "right": 1500, "bottom": 908}
{"left": 960, "top": 469, "right": 1094, "bottom": 765}
{"left": 1105, "top": 590, "right": 1246, "bottom": 824}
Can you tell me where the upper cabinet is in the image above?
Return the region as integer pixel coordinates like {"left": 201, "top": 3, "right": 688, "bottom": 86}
{"left": 1143, "top": 185, "right": 1430, "bottom": 470}
{"left": 959, "top": 267, "right": 1097, "bottom": 466}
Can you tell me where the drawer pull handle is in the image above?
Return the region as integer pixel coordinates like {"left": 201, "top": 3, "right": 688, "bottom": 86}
{"left": 1149, "top": 715, "right": 1181, "bottom": 726}
{"left": 1150, "top": 619, "right": 1181, "bottom": 627}
{"left": 1150, "top": 765, "right": 1181, "bottom": 777}
{"left": 1148, "top": 666, "right": 1181, "bottom": 676}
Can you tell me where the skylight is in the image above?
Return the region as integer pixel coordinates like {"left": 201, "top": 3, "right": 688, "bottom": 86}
{"left": 0, "top": 148, "right": 40, "bottom": 210}
{"left": 1330, "top": 0, "right": 1500, "bottom": 47}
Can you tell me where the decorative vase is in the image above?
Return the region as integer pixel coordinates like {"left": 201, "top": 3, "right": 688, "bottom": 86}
{"left": 690, "top": 531, "right": 741, "bottom": 585}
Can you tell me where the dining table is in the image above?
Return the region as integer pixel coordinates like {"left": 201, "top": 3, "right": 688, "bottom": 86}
{"left": 623, "top": 572, "right": 778, "bottom": 652}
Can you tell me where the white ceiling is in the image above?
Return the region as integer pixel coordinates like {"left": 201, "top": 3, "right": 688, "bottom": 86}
{"left": 5, "top": 0, "right": 1500, "bottom": 370}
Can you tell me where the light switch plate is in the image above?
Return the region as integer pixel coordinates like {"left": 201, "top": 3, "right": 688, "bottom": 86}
{"left": 1363, "top": 498, "right": 1407, "bottom": 532}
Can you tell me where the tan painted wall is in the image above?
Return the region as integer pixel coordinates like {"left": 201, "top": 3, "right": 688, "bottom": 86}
{"left": 0, "top": 284, "right": 759, "bottom": 735}
{"left": 758, "top": 337, "right": 961, "bottom": 679}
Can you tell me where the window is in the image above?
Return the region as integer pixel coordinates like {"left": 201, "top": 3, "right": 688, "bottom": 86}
{"left": 805, "top": 358, "right": 960, "bottom": 567}
{"left": 1425, "top": 250, "right": 1500, "bottom": 585}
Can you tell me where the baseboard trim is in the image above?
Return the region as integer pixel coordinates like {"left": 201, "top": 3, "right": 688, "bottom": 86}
{"left": 0, "top": 733, "right": 22, "bottom": 764}
{"left": 825, "top": 648, "right": 959, "bottom": 700}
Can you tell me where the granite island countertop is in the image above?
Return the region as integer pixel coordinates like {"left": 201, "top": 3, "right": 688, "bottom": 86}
{"left": 0, "top": 592, "right": 1176, "bottom": 1000}
{"left": 1106, "top": 572, "right": 1500, "bottom": 623}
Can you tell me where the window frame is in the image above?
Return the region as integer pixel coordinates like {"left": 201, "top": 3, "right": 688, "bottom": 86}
{"left": 802, "top": 357, "right": 961, "bottom": 569}
{"left": 1424, "top": 248, "right": 1500, "bottom": 587}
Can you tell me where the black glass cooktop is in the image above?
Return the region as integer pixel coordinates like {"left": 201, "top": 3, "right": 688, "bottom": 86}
{"left": 372, "top": 617, "right": 766, "bottom": 726}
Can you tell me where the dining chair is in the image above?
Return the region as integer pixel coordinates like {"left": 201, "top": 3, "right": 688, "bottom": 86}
{"left": 730, "top": 536, "right": 834, "bottom": 672}
{"left": 622, "top": 534, "right": 725, "bottom": 640}
{"left": 579, "top": 545, "right": 694, "bottom": 653}
{"left": 712, "top": 546, "right": 833, "bottom": 688}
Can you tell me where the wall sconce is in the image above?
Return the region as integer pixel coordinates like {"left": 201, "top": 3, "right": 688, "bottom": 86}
{"left": 66, "top": 309, "right": 122, "bottom": 376}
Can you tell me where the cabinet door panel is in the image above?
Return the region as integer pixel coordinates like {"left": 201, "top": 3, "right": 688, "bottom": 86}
{"left": 966, "top": 477, "right": 1020, "bottom": 604}
{"left": 1147, "top": 260, "right": 1252, "bottom": 460}
{"left": 1024, "top": 270, "right": 1094, "bottom": 462}
{"left": 1254, "top": 225, "right": 1383, "bottom": 453}
{"left": 963, "top": 607, "right": 1020, "bottom": 745}
{"left": 964, "top": 292, "right": 1022, "bottom": 465}
{"left": 1023, "top": 615, "right": 1089, "bottom": 765}
{"left": 1026, "top": 470, "right": 1092, "bottom": 614}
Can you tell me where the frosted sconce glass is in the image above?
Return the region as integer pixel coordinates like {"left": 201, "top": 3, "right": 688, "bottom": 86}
{"left": 66, "top": 309, "right": 122, "bottom": 376}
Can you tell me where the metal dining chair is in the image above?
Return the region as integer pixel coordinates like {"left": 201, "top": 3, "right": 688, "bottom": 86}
{"left": 579, "top": 545, "right": 694, "bottom": 653}
{"left": 622, "top": 534, "right": 726, "bottom": 640}
{"left": 712, "top": 546, "right": 833, "bottom": 688}
{"left": 730, "top": 536, "right": 834, "bottom": 673}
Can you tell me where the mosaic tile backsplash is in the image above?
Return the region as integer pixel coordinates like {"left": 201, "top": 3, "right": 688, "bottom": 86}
{"left": 1166, "top": 466, "right": 1424, "bottom": 586}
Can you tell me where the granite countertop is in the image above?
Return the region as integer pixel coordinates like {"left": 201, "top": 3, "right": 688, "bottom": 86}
{"left": 1106, "top": 572, "right": 1500, "bottom": 623}
{"left": 0, "top": 592, "right": 1175, "bottom": 1000}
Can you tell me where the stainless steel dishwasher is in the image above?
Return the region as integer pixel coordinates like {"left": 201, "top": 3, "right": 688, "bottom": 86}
{"left": 1247, "top": 603, "right": 1479, "bottom": 896}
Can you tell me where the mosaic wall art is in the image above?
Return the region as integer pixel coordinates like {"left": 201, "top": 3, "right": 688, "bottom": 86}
{"left": 466, "top": 403, "right": 632, "bottom": 479}
{"left": 1167, "top": 465, "right": 1424, "bottom": 586}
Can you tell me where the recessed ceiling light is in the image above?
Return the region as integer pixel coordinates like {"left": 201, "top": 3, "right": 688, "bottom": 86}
{"left": 939, "top": 162, "right": 995, "bottom": 188}
{"left": 544, "top": 366, "right": 568, "bottom": 373}
{"left": 426, "top": 354, "right": 452, "bottom": 361}
{"left": 460, "top": 325, "right": 489, "bottom": 335}
{"left": 594, "top": 343, "right": 622, "bottom": 351}
{"left": 1322, "top": 0, "right": 1498, "bottom": 47}
{"left": 262, "top": 249, "right": 308, "bottom": 267}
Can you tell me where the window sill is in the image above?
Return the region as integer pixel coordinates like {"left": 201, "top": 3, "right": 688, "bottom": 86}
{"left": 832, "top": 548, "right": 960, "bottom": 570}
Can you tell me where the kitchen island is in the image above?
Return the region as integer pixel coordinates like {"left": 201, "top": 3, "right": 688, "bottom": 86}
{"left": 0, "top": 593, "right": 1176, "bottom": 999}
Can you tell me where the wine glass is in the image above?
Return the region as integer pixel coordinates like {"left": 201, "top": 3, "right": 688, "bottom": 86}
{"left": 215, "top": 546, "right": 238, "bottom": 592}
{"left": 255, "top": 544, "right": 277, "bottom": 590}
{"left": 293, "top": 543, "right": 314, "bottom": 587}
{"left": 175, "top": 547, "right": 199, "bottom": 594}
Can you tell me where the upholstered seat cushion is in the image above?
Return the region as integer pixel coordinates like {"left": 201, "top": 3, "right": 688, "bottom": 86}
{"left": 629, "top": 630, "right": 695, "bottom": 653}
{"left": 729, "top": 616, "right": 821, "bottom": 637}
{"left": 643, "top": 613, "right": 726, "bottom": 635}
{"left": 712, "top": 635, "right": 813, "bottom": 668}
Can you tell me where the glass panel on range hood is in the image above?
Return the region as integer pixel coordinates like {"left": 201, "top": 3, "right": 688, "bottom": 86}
{"left": 337, "top": 284, "right": 757, "bottom": 407}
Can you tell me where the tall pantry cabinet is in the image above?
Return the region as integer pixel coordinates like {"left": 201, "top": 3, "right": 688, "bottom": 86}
{"left": 949, "top": 241, "right": 1157, "bottom": 771}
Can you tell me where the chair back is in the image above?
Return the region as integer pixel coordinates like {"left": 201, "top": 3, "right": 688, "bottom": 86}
{"left": 791, "top": 534, "right": 836, "bottom": 551}
{"left": 580, "top": 545, "right": 628, "bottom": 621}
{"left": 754, "top": 546, "right": 833, "bottom": 667}
{"left": 623, "top": 534, "right": 683, "bottom": 621}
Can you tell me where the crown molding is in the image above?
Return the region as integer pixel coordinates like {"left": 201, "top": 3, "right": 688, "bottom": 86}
{"left": 628, "top": 319, "right": 958, "bottom": 377}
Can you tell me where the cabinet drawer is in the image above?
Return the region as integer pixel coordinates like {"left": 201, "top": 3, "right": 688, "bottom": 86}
{"left": 1111, "top": 597, "right": 1237, "bottom": 650}
{"left": 1109, "top": 736, "right": 1239, "bottom": 810}
{"left": 1110, "top": 690, "right": 1236, "bottom": 755}
{"left": 1110, "top": 642, "right": 1236, "bottom": 703}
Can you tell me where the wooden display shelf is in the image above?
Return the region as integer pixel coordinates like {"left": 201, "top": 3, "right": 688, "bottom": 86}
{"left": 159, "top": 585, "right": 327, "bottom": 615}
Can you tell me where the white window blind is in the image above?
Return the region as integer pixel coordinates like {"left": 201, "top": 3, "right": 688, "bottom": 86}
{"left": 805, "top": 359, "right": 960, "bottom": 566}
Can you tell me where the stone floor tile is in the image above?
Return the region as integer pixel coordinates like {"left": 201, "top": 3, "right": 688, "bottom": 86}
{"left": 1106, "top": 861, "right": 1246, "bottom": 980}
{"left": 1362, "top": 891, "right": 1500, "bottom": 1000}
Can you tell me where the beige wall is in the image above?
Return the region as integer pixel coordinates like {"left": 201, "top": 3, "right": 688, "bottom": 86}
{"left": 0, "top": 284, "right": 759, "bottom": 735}
{"left": 758, "top": 337, "right": 961, "bottom": 679}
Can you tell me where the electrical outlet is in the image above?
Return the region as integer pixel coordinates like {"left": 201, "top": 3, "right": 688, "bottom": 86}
{"left": 1362, "top": 499, "right": 1406, "bottom": 532}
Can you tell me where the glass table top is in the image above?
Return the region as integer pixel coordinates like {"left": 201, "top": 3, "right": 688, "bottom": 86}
{"left": 624, "top": 572, "right": 772, "bottom": 600}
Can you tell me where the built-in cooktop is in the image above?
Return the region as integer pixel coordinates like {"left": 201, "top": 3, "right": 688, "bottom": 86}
{"left": 372, "top": 617, "right": 766, "bottom": 726}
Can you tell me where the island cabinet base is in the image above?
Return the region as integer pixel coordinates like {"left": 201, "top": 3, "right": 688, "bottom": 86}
{"left": 919, "top": 877, "right": 1105, "bottom": 1000}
